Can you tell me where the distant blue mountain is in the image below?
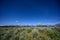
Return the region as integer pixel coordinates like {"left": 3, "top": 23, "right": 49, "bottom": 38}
{"left": 55, "top": 23, "right": 60, "bottom": 27}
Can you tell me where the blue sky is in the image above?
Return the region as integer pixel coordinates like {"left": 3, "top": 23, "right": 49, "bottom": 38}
{"left": 0, "top": 0, "right": 60, "bottom": 25}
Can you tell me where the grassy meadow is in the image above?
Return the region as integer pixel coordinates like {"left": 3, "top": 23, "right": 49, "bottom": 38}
{"left": 0, "top": 27, "right": 60, "bottom": 40}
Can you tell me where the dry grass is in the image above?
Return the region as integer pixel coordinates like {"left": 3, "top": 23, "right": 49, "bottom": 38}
{"left": 0, "top": 27, "right": 60, "bottom": 40}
